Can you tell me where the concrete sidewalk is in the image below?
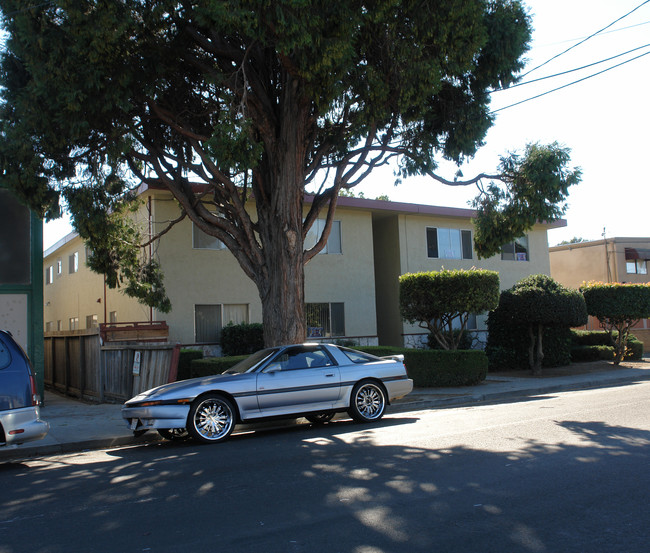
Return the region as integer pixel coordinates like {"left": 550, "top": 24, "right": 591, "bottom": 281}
{"left": 2, "top": 358, "right": 649, "bottom": 461}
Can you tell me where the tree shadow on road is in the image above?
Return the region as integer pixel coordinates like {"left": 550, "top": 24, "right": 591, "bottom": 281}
{"left": 1, "top": 416, "right": 649, "bottom": 553}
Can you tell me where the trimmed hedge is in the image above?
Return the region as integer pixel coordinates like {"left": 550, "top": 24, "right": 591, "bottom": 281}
{"left": 358, "top": 346, "right": 487, "bottom": 387}
{"left": 221, "top": 323, "right": 264, "bottom": 356}
{"left": 189, "top": 355, "right": 248, "bottom": 378}
{"left": 177, "top": 348, "right": 203, "bottom": 380}
{"left": 570, "top": 330, "right": 644, "bottom": 361}
{"left": 186, "top": 347, "right": 487, "bottom": 388}
{"left": 570, "top": 345, "right": 614, "bottom": 363}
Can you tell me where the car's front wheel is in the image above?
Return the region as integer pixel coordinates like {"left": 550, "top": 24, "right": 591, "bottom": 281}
{"left": 348, "top": 381, "right": 386, "bottom": 423}
{"left": 187, "top": 394, "right": 236, "bottom": 444}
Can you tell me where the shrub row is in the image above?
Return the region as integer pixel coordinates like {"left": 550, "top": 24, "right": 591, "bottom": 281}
{"left": 359, "top": 347, "right": 488, "bottom": 387}
{"left": 570, "top": 330, "right": 643, "bottom": 361}
{"left": 221, "top": 323, "right": 264, "bottom": 356}
{"left": 177, "top": 348, "right": 204, "bottom": 380}
{"left": 183, "top": 346, "right": 487, "bottom": 388}
{"left": 188, "top": 355, "right": 248, "bottom": 378}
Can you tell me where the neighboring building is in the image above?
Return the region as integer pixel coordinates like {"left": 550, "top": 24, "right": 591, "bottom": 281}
{"left": 0, "top": 186, "right": 45, "bottom": 395}
{"left": 549, "top": 237, "right": 650, "bottom": 350}
{"left": 44, "top": 187, "right": 564, "bottom": 349}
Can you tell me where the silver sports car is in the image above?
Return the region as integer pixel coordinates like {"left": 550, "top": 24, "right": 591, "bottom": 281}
{"left": 122, "top": 343, "right": 413, "bottom": 444}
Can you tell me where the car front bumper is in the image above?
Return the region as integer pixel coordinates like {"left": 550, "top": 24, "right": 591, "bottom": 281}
{"left": 121, "top": 404, "right": 190, "bottom": 432}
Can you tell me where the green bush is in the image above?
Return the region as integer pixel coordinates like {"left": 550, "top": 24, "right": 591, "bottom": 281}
{"left": 427, "top": 329, "right": 474, "bottom": 350}
{"left": 221, "top": 323, "right": 264, "bottom": 356}
{"left": 359, "top": 346, "right": 487, "bottom": 387}
{"left": 189, "top": 355, "right": 248, "bottom": 378}
{"left": 486, "top": 313, "right": 573, "bottom": 371}
{"left": 177, "top": 348, "right": 204, "bottom": 380}
{"left": 486, "top": 275, "right": 586, "bottom": 373}
{"left": 399, "top": 269, "right": 499, "bottom": 350}
{"left": 570, "top": 330, "right": 644, "bottom": 361}
{"left": 570, "top": 345, "right": 615, "bottom": 362}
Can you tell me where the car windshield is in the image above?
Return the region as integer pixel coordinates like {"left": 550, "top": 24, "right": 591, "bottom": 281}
{"left": 226, "top": 348, "right": 279, "bottom": 374}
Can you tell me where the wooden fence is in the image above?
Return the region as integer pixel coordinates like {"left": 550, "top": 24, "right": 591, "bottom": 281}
{"left": 44, "top": 329, "right": 180, "bottom": 402}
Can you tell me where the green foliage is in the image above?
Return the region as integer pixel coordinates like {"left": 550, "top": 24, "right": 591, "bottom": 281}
{"left": 357, "top": 346, "right": 487, "bottom": 387}
{"left": 189, "top": 355, "right": 248, "bottom": 379}
{"left": 580, "top": 282, "right": 650, "bottom": 364}
{"left": 427, "top": 329, "right": 474, "bottom": 350}
{"left": 473, "top": 143, "right": 582, "bottom": 259}
{"left": 221, "top": 323, "right": 264, "bottom": 356}
{"left": 570, "top": 329, "right": 644, "bottom": 362}
{"left": 570, "top": 345, "right": 615, "bottom": 363}
{"left": 399, "top": 269, "right": 499, "bottom": 349}
{"left": 0, "top": 1, "right": 578, "bottom": 339}
{"left": 177, "top": 349, "right": 204, "bottom": 381}
{"left": 486, "top": 275, "right": 586, "bottom": 373}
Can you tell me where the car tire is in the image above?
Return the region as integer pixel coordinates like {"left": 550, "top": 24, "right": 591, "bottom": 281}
{"left": 348, "top": 380, "right": 386, "bottom": 423}
{"left": 187, "top": 393, "right": 236, "bottom": 444}
{"left": 306, "top": 412, "right": 335, "bottom": 424}
{"left": 158, "top": 428, "right": 190, "bottom": 441}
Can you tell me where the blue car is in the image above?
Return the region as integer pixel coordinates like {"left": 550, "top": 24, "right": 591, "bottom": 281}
{"left": 0, "top": 330, "right": 49, "bottom": 446}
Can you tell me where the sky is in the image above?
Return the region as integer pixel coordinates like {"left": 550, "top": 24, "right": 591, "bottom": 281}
{"left": 43, "top": 0, "right": 650, "bottom": 249}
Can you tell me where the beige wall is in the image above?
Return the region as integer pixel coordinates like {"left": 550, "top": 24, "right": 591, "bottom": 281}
{"left": 148, "top": 193, "right": 378, "bottom": 343}
{"left": 43, "top": 234, "right": 152, "bottom": 332}
{"left": 374, "top": 212, "right": 554, "bottom": 341}
{"left": 550, "top": 238, "right": 650, "bottom": 288}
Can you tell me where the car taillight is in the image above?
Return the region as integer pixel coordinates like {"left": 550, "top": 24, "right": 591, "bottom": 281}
{"left": 29, "top": 374, "right": 40, "bottom": 406}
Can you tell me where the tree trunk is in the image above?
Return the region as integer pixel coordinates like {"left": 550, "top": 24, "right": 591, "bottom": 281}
{"left": 252, "top": 77, "right": 311, "bottom": 347}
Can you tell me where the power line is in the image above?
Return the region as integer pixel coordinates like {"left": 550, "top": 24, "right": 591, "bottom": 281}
{"left": 520, "top": 0, "right": 650, "bottom": 78}
{"left": 491, "top": 49, "right": 650, "bottom": 114}
{"left": 493, "top": 43, "right": 650, "bottom": 91}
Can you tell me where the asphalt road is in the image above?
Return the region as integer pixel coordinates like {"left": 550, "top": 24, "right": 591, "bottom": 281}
{"left": 2, "top": 382, "right": 649, "bottom": 553}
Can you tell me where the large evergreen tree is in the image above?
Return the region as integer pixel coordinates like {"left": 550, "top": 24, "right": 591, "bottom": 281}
{"left": 0, "top": 1, "right": 580, "bottom": 346}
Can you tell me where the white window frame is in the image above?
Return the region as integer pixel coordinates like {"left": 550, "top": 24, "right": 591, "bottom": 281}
{"left": 192, "top": 220, "right": 226, "bottom": 250}
{"left": 306, "top": 302, "right": 345, "bottom": 338}
{"left": 626, "top": 259, "right": 648, "bottom": 275}
{"left": 69, "top": 251, "right": 79, "bottom": 273}
{"left": 501, "top": 236, "right": 530, "bottom": 262}
{"left": 426, "top": 227, "right": 473, "bottom": 260}
{"left": 194, "top": 303, "right": 249, "bottom": 343}
{"left": 305, "top": 219, "right": 342, "bottom": 255}
{"left": 45, "top": 265, "right": 54, "bottom": 285}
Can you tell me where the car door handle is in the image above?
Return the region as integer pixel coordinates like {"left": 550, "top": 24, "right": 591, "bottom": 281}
{"left": 325, "top": 373, "right": 335, "bottom": 377}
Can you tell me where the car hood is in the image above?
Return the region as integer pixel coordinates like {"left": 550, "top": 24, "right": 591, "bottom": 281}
{"left": 125, "top": 372, "right": 253, "bottom": 404}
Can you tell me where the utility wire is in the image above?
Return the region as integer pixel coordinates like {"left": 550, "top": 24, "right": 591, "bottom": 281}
{"left": 493, "top": 43, "right": 650, "bottom": 91}
{"left": 491, "top": 49, "right": 650, "bottom": 114}
{"left": 520, "top": 0, "right": 650, "bottom": 78}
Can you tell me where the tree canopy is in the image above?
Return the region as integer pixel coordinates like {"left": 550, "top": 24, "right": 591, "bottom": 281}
{"left": 399, "top": 269, "right": 500, "bottom": 350}
{"left": 0, "top": 1, "right": 580, "bottom": 345}
{"left": 580, "top": 281, "right": 650, "bottom": 364}
{"left": 495, "top": 274, "right": 587, "bottom": 374}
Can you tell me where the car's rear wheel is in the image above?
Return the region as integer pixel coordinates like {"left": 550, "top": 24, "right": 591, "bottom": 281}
{"left": 348, "top": 381, "right": 386, "bottom": 422}
{"left": 306, "top": 412, "right": 335, "bottom": 424}
{"left": 187, "top": 394, "right": 236, "bottom": 444}
{"left": 158, "top": 428, "right": 189, "bottom": 441}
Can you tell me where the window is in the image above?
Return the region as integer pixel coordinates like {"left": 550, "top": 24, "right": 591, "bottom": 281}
{"left": 69, "top": 251, "right": 79, "bottom": 273}
{"left": 627, "top": 259, "right": 648, "bottom": 275}
{"left": 109, "top": 311, "right": 118, "bottom": 323}
{"left": 86, "top": 314, "right": 98, "bottom": 329}
{"left": 45, "top": 322, "right": 53, "bottom": 332}
{"left": 45, "top": 265, "right": 54, "bottom": 285}
{"left": 263, "top": 346, "right": 334, "bottom": 372}
{"left": 194, "top": 304, "right": 249, "bottom": 343}
{"left": 69, "top": 317, "right": 79, "bottom": 330}
{"left": 193, "top": 222, "right": 225, "bottom": 250}
{"left": 56, "top": 320, "right": 62, "bottom": 331}
{"left": 306, "top": 302, "right": 345, "bottom": 338}
{"left": 427, "top": 228, "right": 472, "bottom": 259}
{"left": 304, "top": 219, "right": 342, "bottom": 254}
{"left": 501, "top": 236, "right": 529, "bottom": 261}
{"left": 56, "top": 258, "right": 62, "bottom": 276}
